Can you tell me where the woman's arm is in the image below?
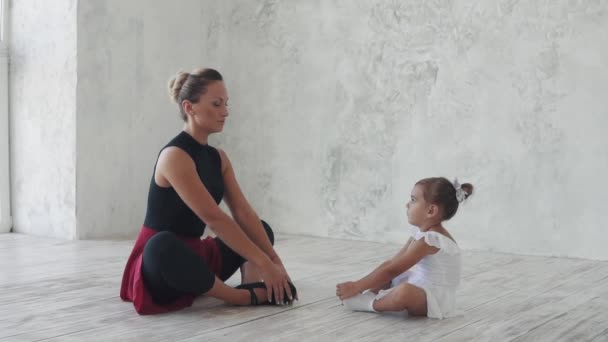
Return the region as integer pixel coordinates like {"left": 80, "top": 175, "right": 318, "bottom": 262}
{"left": 218, "top": 149, "right": 278, "bottom": 261}
{"left": 156, "top": 147, "right": 287, "bottom": 302}
{"left": 336, "top": 239, "right": 438, "bottom": 300}
{"left": 218, "top": 148, "right": 295, "bottom": 301}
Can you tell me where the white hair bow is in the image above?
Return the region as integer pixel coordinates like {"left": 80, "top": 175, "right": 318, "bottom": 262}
{"left": 452, "top": 178, "right": 467, "bottom": 203}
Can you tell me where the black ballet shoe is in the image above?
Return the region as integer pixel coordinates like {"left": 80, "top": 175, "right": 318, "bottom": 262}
{"left": 235, "top": 281, "right": 298, "bottom": 305}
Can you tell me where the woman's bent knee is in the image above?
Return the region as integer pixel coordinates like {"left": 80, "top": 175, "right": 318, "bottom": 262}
{"left": 261, "top": 220, "right": 274, "bottom": 245}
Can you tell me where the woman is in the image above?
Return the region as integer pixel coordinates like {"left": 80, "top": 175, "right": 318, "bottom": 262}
{"left": 120, "top": 68, "right": 296, "bottom": 315}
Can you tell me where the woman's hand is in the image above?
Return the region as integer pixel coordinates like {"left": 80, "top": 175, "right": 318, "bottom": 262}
{"left": 336, "top": 281, "right": 361, "bottom": 300}
{"left": 257, "top": 257, "right": 294, "bottom": 304}
{"left": 271, "top": 256, "right": 298, "bottom": 300}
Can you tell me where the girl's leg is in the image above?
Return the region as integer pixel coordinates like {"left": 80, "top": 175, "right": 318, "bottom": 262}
{"left": 369, "top": 282, "right": 391, "bottom": 294}
{"left": 373, "top": 283, "right": 427, "bottom": 316}
{"left": 343, "top": 283, "right": 427, "bottom": 315}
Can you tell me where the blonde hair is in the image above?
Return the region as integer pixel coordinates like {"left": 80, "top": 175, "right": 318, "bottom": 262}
{"left": 167, "top": 68, "right": 223, "bottom": 121}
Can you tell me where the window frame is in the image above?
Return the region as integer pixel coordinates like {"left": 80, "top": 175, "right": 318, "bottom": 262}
{"left": 0, "top": 0, "right": 11, "bottom": 233}
{"left": 0, "top": 0, "right": 8, "bottom": 45}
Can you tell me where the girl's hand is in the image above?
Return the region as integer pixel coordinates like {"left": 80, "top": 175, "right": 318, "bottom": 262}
{"left": 336, "top": 281, "right": 361, "bottom": 300}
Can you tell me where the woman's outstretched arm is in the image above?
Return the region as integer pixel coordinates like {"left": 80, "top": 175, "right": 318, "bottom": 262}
{"left": 156, "top": 146, "right": 289, "bottom": 303}
{"left": 218, "top": 148, "right": 295, "bottom": 301}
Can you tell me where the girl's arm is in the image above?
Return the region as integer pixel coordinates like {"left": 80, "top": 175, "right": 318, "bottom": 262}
{"left": 336, "top": 238, "right": 438, "bottom": 300}
{"left": 367, "top": 238, "right": 414, "bottom": 293}
{"left": 395, "top": 237, "right": 414, "bottom": 257}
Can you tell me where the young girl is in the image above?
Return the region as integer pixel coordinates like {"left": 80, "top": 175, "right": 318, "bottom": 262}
{"left": 336, "top": 177, "right": 473, "bottom": 319}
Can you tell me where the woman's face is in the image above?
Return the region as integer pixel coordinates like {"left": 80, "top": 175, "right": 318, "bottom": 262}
{"left": 187, "top": 81, "right": 229, "bottom": 133}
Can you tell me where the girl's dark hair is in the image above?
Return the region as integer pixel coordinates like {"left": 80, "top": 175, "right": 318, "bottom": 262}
{"left": 168, "top": 68, "right": 223, "bottom": 121}
{"left": 416, "top": 177, "right": 474, "bottom": 220}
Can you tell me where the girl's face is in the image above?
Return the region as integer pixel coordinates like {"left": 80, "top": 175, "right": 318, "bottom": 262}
{"left": 406, "top": 184, "right": 430, "bottom": 226}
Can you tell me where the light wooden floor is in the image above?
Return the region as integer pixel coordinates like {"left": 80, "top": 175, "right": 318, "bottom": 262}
{"left": 1, "top": 233, "right": 607, "bottom": 342}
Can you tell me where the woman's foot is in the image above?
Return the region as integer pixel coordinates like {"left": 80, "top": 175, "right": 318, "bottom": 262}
{"left": 239, "top": 287, "right": 269, "bottom": 305}
{"left": 204, "top": 276, "right": 268, "bottom": 306}
{"left": 236, "top": 281, "right": 297, "bottom": 305}
{"left": 240, "top": 261, "right": 263, "bottom": 284}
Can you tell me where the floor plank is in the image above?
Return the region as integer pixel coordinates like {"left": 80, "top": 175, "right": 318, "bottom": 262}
{"left": 0, "top": 233, "right": 606, "bottom": 341}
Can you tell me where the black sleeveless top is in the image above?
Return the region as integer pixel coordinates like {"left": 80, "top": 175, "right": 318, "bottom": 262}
{"left": 143, "top": 131, "right": 224, "bottom": 237}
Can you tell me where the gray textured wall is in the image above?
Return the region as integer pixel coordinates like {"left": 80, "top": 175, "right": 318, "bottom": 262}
{"left": 75, "top": 0, "right": 207, "bottom": 239}
{"left": 10, "top": 0, "right": 77, "bottom": 238}
{"left": 204, "top": 1, "right": 608, "bottom": 259}
{"left": 9, "top": 1, "right": 608, "bottom": 260}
